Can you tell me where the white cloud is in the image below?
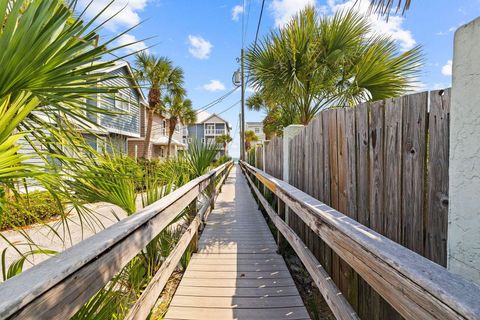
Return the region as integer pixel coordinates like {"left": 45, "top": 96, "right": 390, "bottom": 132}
{"left": 328, "top": 0, "right": 416, "bottom": 51}
{"left": 232, "top": 5, "right": 244, "bottom": 21}
{"left": 77, "top": 0, "right": 148, "bottom": 31}
{"left": 117, "top": 34, "right": 148, "bottom": 53}
{"left": 442, "top": 60, "right": 452, "bottom": 76}
{"left": 188, "top": 35, "right": 213, "bottom": 59}
{"left": 203, "top": 80, "right": 226, "bottom": 92}
{"left": 269, "top": 0, "right": 316, "bottom": 27}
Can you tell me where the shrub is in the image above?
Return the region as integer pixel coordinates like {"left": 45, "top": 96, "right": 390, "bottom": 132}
{"left": 1, "top": 191, "right": 65, "bottom": 230}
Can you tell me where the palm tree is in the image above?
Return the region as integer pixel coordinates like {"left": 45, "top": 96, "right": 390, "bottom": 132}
{"left": 246, "top": 6, "right": 422, "bottom": 126}
{"left": 246, "top": 92, "right": 284, "bottom": 138}
{"left": 164, "top": 94, "right": 196, "bottom": 158}
{"left": 215, "top": 134, "right": 232, "bottom": 154}
{"left": 134, "top": 53, "right": 185, "bottom": 159}
{"left": 370, "top": 0, "right": 412, "bottom": 16}
{"left": 244, "top": 130, "right": 259, "bottom": 152}
{"left": 0, "top": 0, "right": 133, "bottom": 211}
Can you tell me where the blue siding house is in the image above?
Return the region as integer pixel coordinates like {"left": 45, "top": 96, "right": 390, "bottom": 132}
{"left": 84, "top": 62, "right": 147, "bottom": 153}
{"left": 187, "top": 111, "right": 231, "bottom": 157}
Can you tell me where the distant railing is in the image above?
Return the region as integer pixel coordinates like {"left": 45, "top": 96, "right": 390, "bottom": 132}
{"left": 204, "top": 128, "right": 225, "bottom": 135}
{"left": 0, "top": 161, "right": 233, "bottom": 319}
{"left": 240, "top": 160, "right": 480, "bottom": 320}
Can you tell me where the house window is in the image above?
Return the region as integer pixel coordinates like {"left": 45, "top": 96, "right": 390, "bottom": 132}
{"left": 206, "top": 124, "right": 215, "bottom": 134}
{"left": 254, "top": 127, "right": 260, "bottom": 134}
{"left": 162, "top": 120, "right": 167, "bottom": 135}
{"left": 115, "top": 91, "right": 130, "bottom": 112}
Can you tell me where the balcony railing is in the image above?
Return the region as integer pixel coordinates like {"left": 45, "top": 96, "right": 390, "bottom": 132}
{"left": 204, "top": 128, "right": 225, "bottom": 135}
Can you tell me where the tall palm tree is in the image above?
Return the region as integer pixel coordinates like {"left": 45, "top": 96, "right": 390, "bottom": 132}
{"left": 244, "top": 130, "right": 259, "bottom": 152}
{"left": 246, "top": 92, "right": 284, "bottom": 138}
{"left": 164, "top": 94, "right": 196, "bottom": 158}
{"left": 215, "top": 134, "right": 232, "bottom": 154}
{"left": 246, "top": 6, "right": 422, "bottom": 126}
{"left": 134, "top": 53, "right": 185, "bottom": 159}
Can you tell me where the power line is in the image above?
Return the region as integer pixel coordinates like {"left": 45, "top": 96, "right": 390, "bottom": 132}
{"left": 245, "top": 0, "right": 266, "bottom": 86}
{"left": 194, "top": 87, "right": 239, "bottom": 114}
{"left": 217, "top": 100, "right": 241, "bottom": 116}
{"left": 253, "top": 0, "right": 266, "bottom": 49}
{"left": 243, "top": 0, "right": 252, "bottom": 48}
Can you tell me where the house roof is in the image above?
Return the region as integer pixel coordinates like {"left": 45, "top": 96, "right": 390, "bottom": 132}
{"left": 100, "top": 61, "right": 147, "bottom": 103}
{"left": 195, "top": 111, "right": 230, "bottom": 127}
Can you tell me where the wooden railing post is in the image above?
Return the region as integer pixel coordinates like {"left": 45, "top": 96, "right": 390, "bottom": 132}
{"left": 277, "top": 198, "right": 286, "bottom": 253}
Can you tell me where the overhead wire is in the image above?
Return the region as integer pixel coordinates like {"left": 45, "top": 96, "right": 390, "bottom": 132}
{"left": 245, "top": 0, "right": 266, "bottom": 86}
{"left": 194, "top": 87, "right": 239, "bottom": 114}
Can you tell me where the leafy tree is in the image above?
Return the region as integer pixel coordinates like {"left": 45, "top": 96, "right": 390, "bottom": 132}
{"left": 246, "top": 6, "right": 422, "bottom": 127}
{"left": 164, "top": 94, "right": 196, "bottom": 158}
{"left": 134, "top": 53, "right": 185, "bottom": 159}
{"left": 215, "top": 134, "right": 233, "bottom": 154}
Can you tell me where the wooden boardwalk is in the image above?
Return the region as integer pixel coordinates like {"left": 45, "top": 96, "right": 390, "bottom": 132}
{"left": 165, "top": 165, "right": 310, "bottom": 320}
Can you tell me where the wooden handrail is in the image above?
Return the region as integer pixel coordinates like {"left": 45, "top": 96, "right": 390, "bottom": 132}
{"left": 242, "top": 165, "right": 358, "bottom": 320}
{"left": 240, "top": 160, "right": 480, "bottom": 320}
{"left": 0, "top": 161, "right": 233, "bottom": 319}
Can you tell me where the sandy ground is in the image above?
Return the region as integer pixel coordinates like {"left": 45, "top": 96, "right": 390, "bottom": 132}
{"left": 0, "top": 198, "right": 145, "bottom": 272}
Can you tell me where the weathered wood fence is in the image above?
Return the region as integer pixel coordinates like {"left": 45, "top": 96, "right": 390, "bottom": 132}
{"left": 241, "top": 160, "right": 480, "bottom": 320}
{"left": 0, "top": 161, "right": 233, "bottom": 319}
{"left": 247, "top": 89, "right": 452, "bottom": 319}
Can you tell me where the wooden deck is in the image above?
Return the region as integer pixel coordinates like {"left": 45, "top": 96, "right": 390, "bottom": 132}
{"left": 165, "top": 165, "right": 310, "bottom": 320}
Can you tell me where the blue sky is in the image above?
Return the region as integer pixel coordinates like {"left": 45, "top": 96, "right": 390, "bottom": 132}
{"left": 80, "top": 0, "right": 480, "bottom": 158}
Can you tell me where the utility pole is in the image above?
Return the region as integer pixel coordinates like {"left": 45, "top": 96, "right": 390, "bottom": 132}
{"left": 240, "top": 48, "right": 245, "bottom": 161}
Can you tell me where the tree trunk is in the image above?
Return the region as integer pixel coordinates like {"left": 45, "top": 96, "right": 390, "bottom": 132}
{"left": 143, "top": 108, "right": 155, "bottom": 159}
{"left": 166, "top": 119, "right": 177, "bottom": 159}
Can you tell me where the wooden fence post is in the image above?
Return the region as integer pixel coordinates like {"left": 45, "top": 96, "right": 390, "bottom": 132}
{"left": 280, "top": 125, "right": 304, "bottom": 250}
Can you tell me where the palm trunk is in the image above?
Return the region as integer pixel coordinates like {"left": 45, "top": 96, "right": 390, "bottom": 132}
{"left": 143, "top": 108, "right": 155, "bottom": 159}
{"left": 166, "top": 119, "right": 177, "bottom": 159}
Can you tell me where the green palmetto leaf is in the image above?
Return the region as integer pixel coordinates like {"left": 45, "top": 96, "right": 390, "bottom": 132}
{"left": 185, "top": 139, "right": 218, "bottom": 178}
{"left": 246, "top": 6, "right": 423, "bottom": 127}
{"left": 1, "top": 248, "right": 58, "bottom": 281}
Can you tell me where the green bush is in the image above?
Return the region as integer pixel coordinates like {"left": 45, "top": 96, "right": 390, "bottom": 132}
{"left": 214, "top": 155, "right": 232, "bottom": 166}
{"left": 1, "top": 191, "right": 65, "bottom": 230}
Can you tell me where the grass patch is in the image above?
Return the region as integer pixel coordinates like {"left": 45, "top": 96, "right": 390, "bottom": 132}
{"left": 1, "top": 191, "right": 64, "bottom": 230}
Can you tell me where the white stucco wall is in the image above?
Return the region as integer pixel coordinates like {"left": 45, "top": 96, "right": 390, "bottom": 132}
{"left": 448, "top": 17, "right": 480, "bottom": 283}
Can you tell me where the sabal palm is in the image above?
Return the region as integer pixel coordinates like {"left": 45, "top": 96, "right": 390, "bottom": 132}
{"left": 370, "top": 0, "right": 412, "bottom": 15}
{"left": 244, "top": 130, "right": 259, "bottom": 151}
{"left": 215, "top": 134, "right": 232, "bottom": 154}
{"left": 0, "top": 0, "right": 132, "bottom": 211}
{"left": 134, "top": 52, "right": 185, "bottom": 159}
{"left": 164, "top": 94, "right": 196, "bottom": 158}
{"left": 246, "top": 6, "right": 422, "bottom": 126}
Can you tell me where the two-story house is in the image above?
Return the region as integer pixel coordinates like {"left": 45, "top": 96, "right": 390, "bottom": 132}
{"left": 83, "top": 61, "right": 146, "bottom": 153}
{"left": 187, "top": 111, "right": 231, "bottom": 158}
{"left": 128, "top": 110, "right": 187, "bottom": 159}
{"left": 246, "top": 121, "right": 266, "bottom": 147}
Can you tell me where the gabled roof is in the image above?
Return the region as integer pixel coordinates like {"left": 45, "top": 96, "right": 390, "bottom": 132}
{"left": 195, "top": 110, "right": 230, "bottom": 126}
{"left": 100, "top": 61, "right": 147, "bottom": 103}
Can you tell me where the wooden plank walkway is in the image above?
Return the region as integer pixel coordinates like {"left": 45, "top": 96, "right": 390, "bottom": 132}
{"left": 165, "top": 165, "right": 310, "bottom": 320}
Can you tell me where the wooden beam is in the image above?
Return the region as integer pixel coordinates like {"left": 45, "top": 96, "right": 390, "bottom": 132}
{"left": 241, "top": 161, "right": 480, "bottom": 320}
